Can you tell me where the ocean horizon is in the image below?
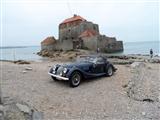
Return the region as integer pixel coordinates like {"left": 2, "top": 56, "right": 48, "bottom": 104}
{"left": 0, "top": 41, "right": 159, "bottom": 61}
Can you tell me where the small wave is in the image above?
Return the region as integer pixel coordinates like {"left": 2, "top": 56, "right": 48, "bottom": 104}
{"left": 0, "top": 46, "right": 29, "bottom": 49}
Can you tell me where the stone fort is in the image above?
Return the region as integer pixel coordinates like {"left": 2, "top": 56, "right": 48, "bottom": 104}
{"left": 41, "top": 14, "right": 123, "bottom": 53}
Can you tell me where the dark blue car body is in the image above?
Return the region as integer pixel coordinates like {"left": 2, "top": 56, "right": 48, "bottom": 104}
{"left": 48, "top": 55, "right": 117, "bottom": 87}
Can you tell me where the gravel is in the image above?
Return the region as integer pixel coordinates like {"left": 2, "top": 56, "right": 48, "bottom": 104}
{"left": 1, "top": 61, "right": 160, "bottom": 120}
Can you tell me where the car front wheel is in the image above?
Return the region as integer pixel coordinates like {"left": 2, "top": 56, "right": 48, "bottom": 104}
{"left": 69, "top": 71, "right": 81, "bottom": 87}
{"left": 106, "top": 66, "right": 113, "bottom": 76}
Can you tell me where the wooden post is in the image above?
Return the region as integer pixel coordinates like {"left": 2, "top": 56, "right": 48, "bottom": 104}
{"left": 0, "top": 76, "right": 2, "bottom": 104}
{"left": 13, "top": 49, "right": 16, "bottom": 61}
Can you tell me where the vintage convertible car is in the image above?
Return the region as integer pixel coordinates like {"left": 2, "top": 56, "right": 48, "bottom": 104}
{"left": 48, "top": 55, "right": 117, "bottom": 87}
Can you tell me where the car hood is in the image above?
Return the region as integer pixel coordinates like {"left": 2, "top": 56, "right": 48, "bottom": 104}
{"left": 62, "top": 62, "right": 93, "bottom": 69}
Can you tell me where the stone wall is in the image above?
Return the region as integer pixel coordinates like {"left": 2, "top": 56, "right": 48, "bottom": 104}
{"left": 104, "top": 40, "right": 123, "bottom": 53}
{"left": 81, "top": 36, "right": 98, "bottom": 50}
{"left": 61, "top": 39, "right": 73, "bottom": 50}
{"left": 114, "top": 41, "right": 123, "bottom": 52}
{"left": 59, "top": 21, "right": 99, "bottom": 42}
{"left": 41, "top": 44, "right": 54, "bottom": 51}
{"left": 41, "top": 41, "right": 62, "bottom": 51}
{"left": 96, "top": 35, "right": 123, "bottom": 53}
{"left": 80, "top": 35, "right": 123, "bottom": 53}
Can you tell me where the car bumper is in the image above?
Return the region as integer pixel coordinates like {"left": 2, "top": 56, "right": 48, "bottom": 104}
{"left": 48, "top": 72, "right": 69, "bottom": 80}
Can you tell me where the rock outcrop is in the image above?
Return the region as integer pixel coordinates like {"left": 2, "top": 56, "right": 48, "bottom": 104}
{"left": 0, "top": 97, "right": 43, "bottom": 120}
{"left": 37, "top": 49, "right": 88, "bottom": 61}
{"left": 126, "top": 62, "right": 160, "bottom": 102}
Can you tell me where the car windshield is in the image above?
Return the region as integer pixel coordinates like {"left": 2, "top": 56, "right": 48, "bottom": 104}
{"left": 76, "top": 56, "right": 97, "bottom": 63}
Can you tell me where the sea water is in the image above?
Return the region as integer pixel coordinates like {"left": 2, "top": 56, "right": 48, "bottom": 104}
{"left": 0, "top": 46, "right": 42, "bottom": 61}
{"left": 123, "top": 41, "right": 159, "bottom": 55}
{"left": 0, "top": 41, "right": 159, "bottom": 61}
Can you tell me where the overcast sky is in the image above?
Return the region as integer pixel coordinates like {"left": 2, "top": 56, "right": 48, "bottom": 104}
{"left": 0, "top": 0, "right": 159, "bottom": 46}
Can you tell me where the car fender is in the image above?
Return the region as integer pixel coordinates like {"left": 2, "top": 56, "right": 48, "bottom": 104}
{"left": 66, "top": 66, "right": 84, "bottom": 79}
{"left": 106, "top": 62, "right": 116, "bottom": 72}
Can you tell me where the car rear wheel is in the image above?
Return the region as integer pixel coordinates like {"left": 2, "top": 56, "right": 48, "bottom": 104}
{"left": 69, "top": 71, "right": 81, "bottom": 87}
{"left": 51, "top": 76, "right": 58, "bottom": 81}
{"left": 106, "top": 66, "right": 113, "bottom": 76}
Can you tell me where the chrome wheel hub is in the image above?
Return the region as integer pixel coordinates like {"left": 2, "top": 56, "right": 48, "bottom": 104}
{"left": 108, "top": 67, "right": 113, "bottom": 76}
{"left": 72, "top": 74, "right": 80, "bottom": 85}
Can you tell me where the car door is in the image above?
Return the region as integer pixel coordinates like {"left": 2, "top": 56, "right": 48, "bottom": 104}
{"left": 92, "top": 57, "right": 105, "bottom": 73}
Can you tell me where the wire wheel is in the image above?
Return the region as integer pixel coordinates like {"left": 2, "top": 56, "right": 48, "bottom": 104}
{"left": 107, "top": 66, "right": 113, "bottom": 76}
{"left": 69, "top": 72, "right": 81, "bottom": 87}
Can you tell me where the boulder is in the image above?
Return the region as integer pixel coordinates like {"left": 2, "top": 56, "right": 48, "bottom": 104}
{"left": 0, "top": 105, "right": 4, "bottom": 112}
{"left": 130, "top": 62, "right": 145, "bottom": 68}
{"left": 22, "top": 71, "right": 27, "bottom": 74}
{"left": 32, "top": 111, "right": 43, "bottom": 120}
{"left": 25, "top": 67, "right": 32, "bottom": 71}
{"left": 2, "top": 97, "right": 43, "bottom": 120}
{"left": 142, "top": 112, "right": 146, "bottom": 116}
{"left": 149, "top": 59, "right": 160, "bottom": 63}
{"left": 16, "top": 103, "right": 31, "bottom": 114}
{"left": 14, "top": 60, "right": 30, "bottom": 64}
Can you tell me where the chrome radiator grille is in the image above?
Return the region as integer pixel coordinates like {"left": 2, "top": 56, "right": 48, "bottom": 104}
{"left": 56, "top": 66, "right": 63, "bottom": 75}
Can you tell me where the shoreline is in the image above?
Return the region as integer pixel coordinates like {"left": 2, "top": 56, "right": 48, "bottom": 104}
{"left": 1, "top": 52, "right": 160, "bottom": 60}
{"left": 1, "top": 53, "right": 160, "bottom": 65}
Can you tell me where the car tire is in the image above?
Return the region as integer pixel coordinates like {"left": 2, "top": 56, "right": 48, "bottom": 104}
{"left": 51, "top": 76, "right": 58, "bottom": 81}
{"left": 69, "top": 71, "right": 81, "bottom": 87}
{"left": 106, "top": 66, "right": 113, "bottom": 77}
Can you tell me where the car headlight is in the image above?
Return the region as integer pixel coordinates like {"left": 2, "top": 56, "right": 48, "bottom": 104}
{"left": 51, "top": 65, "right": 57, "bottom": 74}
{"left": 60, "top": 71, "right": 63, "bottom": 76}
{"left": 63, "top": 68, "right": 68, "bottom": 74}
{"left": 52, "top": 65, "right": 56, "bottom": 71}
